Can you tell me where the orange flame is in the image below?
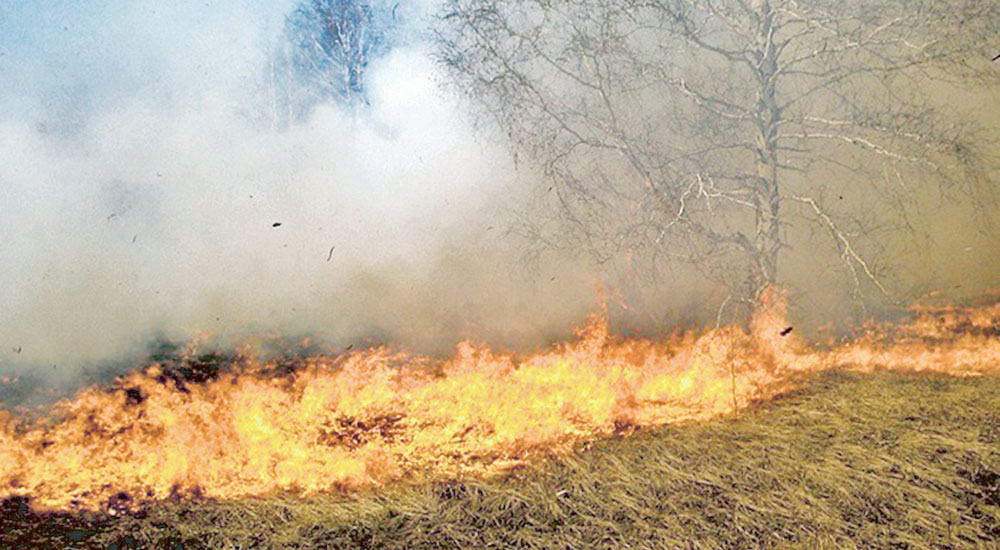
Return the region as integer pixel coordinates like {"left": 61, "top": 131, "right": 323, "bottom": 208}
{"left": 1, "top": 290, "right": 997, "bottom": 511}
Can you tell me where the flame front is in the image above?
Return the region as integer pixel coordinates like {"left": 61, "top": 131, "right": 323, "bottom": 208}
{"left": 2, "top": 290, "right": 998, "bottom": 511}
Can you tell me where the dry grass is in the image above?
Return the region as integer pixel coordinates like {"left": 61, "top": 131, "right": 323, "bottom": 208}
{"left": 3, "top": 370, "right": 999, "bottom": 549}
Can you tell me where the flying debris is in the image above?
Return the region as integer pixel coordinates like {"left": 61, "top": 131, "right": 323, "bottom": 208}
{"left": 780, "top": 327, "right": 794, "bottom": 336}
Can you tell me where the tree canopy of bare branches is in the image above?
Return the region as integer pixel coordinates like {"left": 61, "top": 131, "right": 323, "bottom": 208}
{"left": 436, "top": 0, "right": 999, "bottom": 311}
{"left": 263, "top": 0, "right": 398, "bottom": 127}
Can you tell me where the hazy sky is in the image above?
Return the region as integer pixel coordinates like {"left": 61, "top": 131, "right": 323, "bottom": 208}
{"left": 1, "top": 1, "right": 996, "bottom": 388}
{"left": 0, "top": 0, "right": 597, "bottom": 378}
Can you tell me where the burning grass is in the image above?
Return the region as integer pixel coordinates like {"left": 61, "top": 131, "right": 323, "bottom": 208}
{"left": 0, "top": 290, "right": 999, "bottom": 547}
{"left": 2, "top": 370, "right": 999, "bottom": 549}
{"left": 0, "top": 290, "right": 805, "bottom": 512}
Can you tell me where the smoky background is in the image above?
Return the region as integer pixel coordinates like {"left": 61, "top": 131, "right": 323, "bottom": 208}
{"left": 0, "top": 1, "right": 997, "bottom": 406}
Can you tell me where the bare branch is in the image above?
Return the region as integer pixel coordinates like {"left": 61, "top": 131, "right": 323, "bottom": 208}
{"left": 789, "top": 194, "right": 890, "bottom": 299}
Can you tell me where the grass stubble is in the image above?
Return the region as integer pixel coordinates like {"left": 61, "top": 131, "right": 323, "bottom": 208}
{"left": 1, "top": 370, "right": 998, "bottom": 549}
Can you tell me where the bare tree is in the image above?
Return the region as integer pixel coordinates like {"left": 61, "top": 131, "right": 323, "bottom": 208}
{"left": 436, "top": 0, "right": 999, "bottom": 313}
{"left": 261, "top": 0, "right": 398, "bottom": 128}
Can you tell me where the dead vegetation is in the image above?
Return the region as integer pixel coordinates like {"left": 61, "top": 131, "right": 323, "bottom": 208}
{"left": 2, "top": 369, "right": 999, "bottom": 549}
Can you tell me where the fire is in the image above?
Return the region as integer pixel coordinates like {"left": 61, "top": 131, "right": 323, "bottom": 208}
{"left": 1, "top": 290, "right": 998, "bottom": 512}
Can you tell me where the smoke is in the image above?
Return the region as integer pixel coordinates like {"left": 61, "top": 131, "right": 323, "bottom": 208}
{"left": 1, "top": 1, "right": 997, "bottom": 397}
{"left": 0, "top": 0, "right": 602, "bottom": 386}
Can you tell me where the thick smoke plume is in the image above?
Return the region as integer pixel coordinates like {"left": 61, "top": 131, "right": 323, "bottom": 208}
{"left": 0, "top": 1, "right": 997, "bottom": 400}
{"left": 0, "top": 1, "right": 600, "bottom": 389}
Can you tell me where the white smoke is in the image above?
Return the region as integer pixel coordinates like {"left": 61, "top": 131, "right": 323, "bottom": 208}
{"left": 0, "top": 1, "right": 597, "bottom": 381}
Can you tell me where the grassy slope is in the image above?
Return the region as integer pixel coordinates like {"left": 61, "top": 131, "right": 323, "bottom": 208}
{"left": 3, "top": 371, "right": 999, "bottom": 549}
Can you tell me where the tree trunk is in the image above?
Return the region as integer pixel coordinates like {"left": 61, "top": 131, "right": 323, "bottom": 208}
{"left": 751, "top": 0, "right": 781, "bottom": 296}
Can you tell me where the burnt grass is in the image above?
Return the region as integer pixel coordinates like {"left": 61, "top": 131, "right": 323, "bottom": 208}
{"left": 3, "top": 371, "right": 1000, "bottom": 549}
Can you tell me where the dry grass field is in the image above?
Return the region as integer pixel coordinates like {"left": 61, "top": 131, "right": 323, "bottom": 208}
{"left": 2, "top": 369, "right": 998, "bottom": 549}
